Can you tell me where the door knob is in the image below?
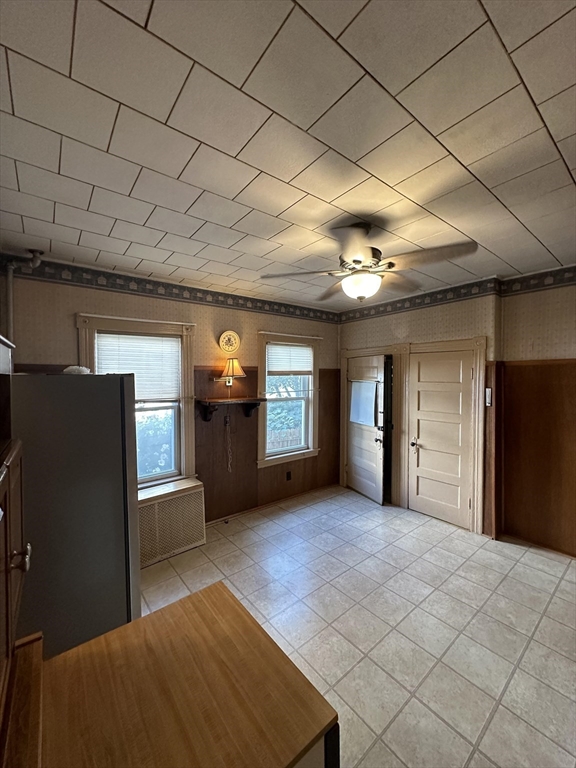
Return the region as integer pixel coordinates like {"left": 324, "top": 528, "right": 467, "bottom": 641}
{"left": 11, "top": 542, "right": 32, "bottom": 572}
{"left": 374, "top": 437, "right": 382, "bottom": 444}
{"left": 410, "top": 437, "right": 418, "bottom": 454}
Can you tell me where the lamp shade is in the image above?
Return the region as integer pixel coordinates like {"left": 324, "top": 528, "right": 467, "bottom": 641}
{"left": 341, "top": 272, "right": 381, "bottom": 301}
{"left": 221, "top": 358, "right": 246, "bottom": 378}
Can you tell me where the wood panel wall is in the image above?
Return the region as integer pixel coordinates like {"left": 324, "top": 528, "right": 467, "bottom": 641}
{"left": 499, "top": 360, "right": 576, "bottom": 557}
{"left": 482, "top": 362, "right": 503, "bottom": 539}
{"left": 194, "top": 368, "right": 340, "bottom": 523}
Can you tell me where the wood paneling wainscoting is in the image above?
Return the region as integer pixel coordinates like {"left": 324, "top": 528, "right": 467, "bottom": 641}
{"left": 194, "top": 368, "right": 340, "bottom": 523}
{"left": 484, "top": 359, "right": 576, "bottom": 557}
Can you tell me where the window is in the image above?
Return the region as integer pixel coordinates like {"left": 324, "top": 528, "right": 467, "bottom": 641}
{"left": 258, "top": 333, "right": 320, "bottom": 468}
{"left": 77, "top": 314, "right": 195, "bottom": 486}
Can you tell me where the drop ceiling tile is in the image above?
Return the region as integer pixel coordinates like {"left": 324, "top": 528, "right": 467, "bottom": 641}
{"left": 17, "top": 163, "right": 92, "bottom": 209}
{"left": 0, "top": 0, "right": 74, "bottom": 74}
{"left": 279, "top": 196, "right": 341, "bottom": 229}
{"left": 468, "top": 129, "right": 559, "bottom": 187}
{"left": 359, "top": 123, "right": 447, "bottom": 186}
{"left": 428, "top": 180, "right": 503, "bottom": 215}
{"left": 393, "top": 216, "right": 451, "bottom": 242}
{"left": 332, "top": 177, "right": 403, "bottom": 215}
{"left": 483, "top": 0, "right": 575, "bottom": 52}
{"left": 314, "top": 212, "right": 362, "bottom": 237}
{"left": 125, "top": 243, "right": 172, "bottom": 263}
{"left": 73, "top": 1, "right": 191, "bottom": 122}
{"left": 273, "top": 225, "right": 324, "bottom": 248}
{"left": 292, "top": 254, "right": 335, "bottom": 271}
{"left": 492, "top": 161, "right": 573, "bottom": 206}
{"left": 558, "top": 134, "right": 576, "bottom": 169}
{"left": 413, "top": 260, "right": 475, "bottom": 284}
{"left": 148, "top": 0, "right": 290, "bottom": 87}
{"left": 204, "top": 274, "right": 239, "bottom": 288}
{"left": 310, "top": 75, "right": 412, "bottom": 161}
{"left": 169, "top": 66, "right": 270, "bottom": 154}
{"left": 0, "top": 113, "right": 61, "bottom": 173}
{"left": 8, "top": 52, "right": 118, "bottom": 150}
{"left": 101, "top": 0, "right": 153, "bottom": 25}
{"left": 377, "top": 199, "right": 429, "bottom": 230}
{"left": 395, "top": 156, "right": 474, "bottom": 204}
{"left": 231, "top": 267, "right": 269, "bottom": 283}
{"left": 266, "top": 246, "right": 308, "bottom": 264}
{"left": 186, "top": 192, "right": 250, "bottom": 227}
{"left": 399, "top": 25, "right": 519, "bottom": 135}
{"left": 109, "top": 108, "right": 199, "bottom": 178}
{"left": 298, "top": 0, "right": 368, "bottom": 37}
{"left": 511, "top": 184, "right": 576, "bottom": 222}
{"left": 110, "top": 221, "right": 165, "bottom": 246}
{"left": 130, "top": 169, "right": 202, "bottom": 213}
{"left": 60, "top": 138, "right": 140, "bottom": 195}
{"left": 96, "top": 251, "right": 142, "bottom": 270}
{"left": 0, "top": 188, "right": 53, "bottom": 221}
{"left": 145, "top": 207, "right": 203, "bottom": 238}
{"left": 134, "top": 260, "right": 178, "bottom": 277}
{"left": 340, "top": 0, "right": 485, "bottom": 95}
{"left": 415, "top": 228, "right": 473, "bottom": 248}
{"left": 164, "top": 253, "right": 209, "bottom": 271}
{"left": 292, "top": 150, "right": 369, "bottom": 201}
{"left": 193, "top": 244, "right": 243, "bottom": 264}
{"left": 193, "top": 222, "right": 244, "bottom": 248}
{"left": 23, "top": 217, "right": 79, "bottom": 245}
{"left": 80, "top": 231, "right": 130, "bottom": 254}
{"left": 302, "top": 237, "right": 341, "bottom": 257}
{"left": 90, "top": 188, "right": 154, "bottom": 225}
{"left": 55, "top": 204, "right": 114, "bottom": 236}
{"left": 547, "top": 236, "right": 576, "bottom": 264}
{"left": 49, "top": 242, "right": 100, "bottom": 263}
{"left": 238, "top": 114, "right": 328, "bottom": 183}
{"left": 232, "top": 234, "right": 280, "bottom": 257}
{"left": 0, "top": 211, "right": 22, "bottom": 232}
{"left": 450, "top": 246, "right": 518, "bottom": 278}
{"left": 0, "top": 47, "right": 12, "bottom": 114}
{"left": 0, "top": 228, "right": 50, "bottom": 254}
{"left": 439, "top": 86, "right": 544, "bottom": 166}
{"left": 233, "top": 209, "right": 290, "bottom": 239}
{"left": 0, "top": 157, "right": 18, "bottom": 191}
{"left": 512, "top": 11, "right": 576, "bottom": 104}
{"left": 156, "top": 234, "right": 206, "bottom": 258}
{"left": 235, "top": 174, "right": 306, "bottom": 216}
{"left": 179, "top": 145, "right": 259, "bottom": 199}
{"left": 445, "top": 203, "right": 514, "bottom": 234}
{"left": 526, "top": 208, "right": 576, "bottom": 241}
{"left": 539, "top": 86, "right": 576, "bottom": 141}
{"left": 199, "top": 260, "right": 240, "bottom": 277}
{"left": 244, "top": 8, "right": 362, "bottom": 129}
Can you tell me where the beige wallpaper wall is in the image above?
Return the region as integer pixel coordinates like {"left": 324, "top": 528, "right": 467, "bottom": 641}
{"left": 502, "top": 285, "right": 576, "bottom": 361}
{"left": 11, "top": 278, "right": 340, "bottom": 368}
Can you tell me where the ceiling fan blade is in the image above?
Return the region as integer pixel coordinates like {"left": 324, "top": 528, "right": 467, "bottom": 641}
{"left": 260, "top": 269, "right": 333, "bottom": 279}
{"left": 376, "top": 242, "right": 478, "bottom": 272}
{"left": 380, "top": 271, "right": 421, "bottom": 294}
{"left": 318, "top": 281, "right": 343, "bottom": 301}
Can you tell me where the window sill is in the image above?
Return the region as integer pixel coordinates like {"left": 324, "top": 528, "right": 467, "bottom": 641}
{"left": 257, "top": 448, "right": 319, "bottom": 469}
{"left": 137, "top": 476, "right": 203, "bottom": 505}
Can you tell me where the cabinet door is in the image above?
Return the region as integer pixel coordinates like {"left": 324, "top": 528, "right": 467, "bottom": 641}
{"left": 0, "top": 467, "right": 9, "bottom": 716}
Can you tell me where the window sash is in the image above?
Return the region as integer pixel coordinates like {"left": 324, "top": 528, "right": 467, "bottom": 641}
{"left": 135, "top": 400, "right": 181, "bottom": 482}
{"left": 266, "top": 342, "right": 313, "bottom": 375}
{"left": 265, "top": 373, "right": 311, "bottom": 457}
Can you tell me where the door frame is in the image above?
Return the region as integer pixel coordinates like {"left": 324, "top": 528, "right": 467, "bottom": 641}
{"left": 341, "top": 337, "right": 486, "bottom": 533}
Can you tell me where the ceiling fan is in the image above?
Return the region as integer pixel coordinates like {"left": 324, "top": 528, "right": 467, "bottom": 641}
{"left": 260, "top": 222, "right": 478, "bottom": 302}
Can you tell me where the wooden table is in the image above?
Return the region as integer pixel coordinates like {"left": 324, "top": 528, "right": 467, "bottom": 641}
{"left": 42, "top": 582, "right": 339, "bottom": 768}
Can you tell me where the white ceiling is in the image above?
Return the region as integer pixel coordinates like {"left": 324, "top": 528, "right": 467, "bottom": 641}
{"left": 0, "top": 0, "right": 574, "bottom": 310}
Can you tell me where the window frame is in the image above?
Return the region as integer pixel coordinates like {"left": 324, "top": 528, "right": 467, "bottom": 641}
{"left": 77, "top": 314, "right": 196, "bottom": 487}
{"left": 257, "top": 332, "right": 320, "bottom": 469}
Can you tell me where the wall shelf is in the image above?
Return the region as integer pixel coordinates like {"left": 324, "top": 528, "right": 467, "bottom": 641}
{"left": 196, "top": 397, "right": 265, "bottom": 422}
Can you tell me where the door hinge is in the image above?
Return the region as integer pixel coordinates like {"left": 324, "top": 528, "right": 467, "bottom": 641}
{"left": 471, "top": 367, "right": 474, "bottom": 379}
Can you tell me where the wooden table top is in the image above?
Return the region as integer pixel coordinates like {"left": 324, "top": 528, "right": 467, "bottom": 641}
{"left": 42, "top": 582, "right": 337, "bottom": 768}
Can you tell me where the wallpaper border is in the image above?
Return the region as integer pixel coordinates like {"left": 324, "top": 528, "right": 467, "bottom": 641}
{"left": 1, "top": 256, "right": 574, "bottom": 325}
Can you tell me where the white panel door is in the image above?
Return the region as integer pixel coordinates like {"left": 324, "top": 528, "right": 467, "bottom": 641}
{"left": 408, "top": 351, "right": 473, "bottom": 528}
{"left": 347, "top": 355, "right": 384, "bottom": 504}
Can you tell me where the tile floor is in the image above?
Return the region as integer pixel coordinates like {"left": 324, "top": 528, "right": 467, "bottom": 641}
{"left": 140, "top": 486, "right": 576, "bottom": 768}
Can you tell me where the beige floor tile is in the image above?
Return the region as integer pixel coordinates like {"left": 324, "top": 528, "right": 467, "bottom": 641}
{"left": 521, "top": 551, "right": 568, "bottom": 577}
{"left": 309, "top": 531, "right": 347, "bottom": 552}
{"left": 239, "top": 596, "right": 266, "bottom": 624}
{"left": 332, "top": 542, "right": 371, "bottom": 567}
{"left": 437, "top": 536, "right": 478, "bottom": 560}
{"left": 261, "top": 622, "right": 294, "bottom": 655}
{"left": 405, "top": 559, "right": 451, "bottom": 588}
{"left": 422, "top": 546, "right": 466, "bottom": 572}
{"left": 547, "top": 596, "right": 576, "bottom": 630}
{"left": 420, "top": 590, "right": 476, "bottom": 631}
{"left": 520, "top": 640, "right": 576, "bottom": 701}
{"left": 290, "top": 521, "right": 324, "bottom": 540}
{"left": 212, "top": 549, "right": 254, "bottom": 576}
{"left": 308, "top": 553, "right": 350, "bottom": 579}
{"left": 286, "top": 540, "right": 325, "bottom": 565}
{"left": 140, "top": 596, "right": 150, "bottom": 616}
{"left": 557, "top": 578, "right": 576, "bottom": 603}
{"left": 371, "top": 524, "right": 405, "bottom": 544}
{"left": 249, "top": 581, "right": 299, "bottom": 619}
{"left": 221, "top": 578, "right": 243, "bottom": 599}
{"left": 386, "top": 572, "right": 435, "bottom": 604}
{"left": 140, "top": 559, "right": 177, "bottom": 590}
{"left": 333, "top": 604, "right": 392, "bottom": 653}
{"left": 331, "top": 568, "right": 380, "bottom": 601}
{"left": 143, "top": 575, "right": 189, "bottom": 612}
{"left": 411, "top": 526, "right": 448, "bottom": 545}
{"left": 440, "top": 574, "right": 492, "bottom": 609}
{"left": 331, "top": 523, "right": 363, "bottom": 542}
{"left": 252, "top": 520, "right": 287, "bottom": 539}
{"left": 336, "top": 658, "right": 409, "bottom": 733}
{"left": 200, "top": 538, "right": 238, "bottom": 560}
{"left": 226, "top": 528, "right": 264, "bottom": 548}
{"left": 168, "top": 547, "right": 209, "bottom": 574}
{"left": 397, "top": 607, "right": 458, "bottom": 657}
{"left": 266, "top": 530, "right": 303, "bottom": 550}
{"left": 482, "top": 539, "right": 527, "bottom": 561}
{"left": 370, "top": 630, "right": 436, "bottom": 691}
{"left": 325, "top": 690, "right": 376, "bottom": 768}
{"left": 416, "top": 663, "right": 495, "bottom": 742}
{"left": 300, "top": 626, "right": 363, "bottom": 685}
{"left": 241, "top": 539, "right": 283, "bottom": 563}
{"left": 354, "top": 555, "right": 399, "bottom": 584}
{"left": 288, "top": 652, "right": 328, "bottom": 695}
{"left": 304, "top": 583, "right": 355, "bottom": 622}
{"left": 509, "top": 562, "right": 560, "bottom": 594}
{"left": 464, "top": 612, "right": 528, "bottom": 663}
{"left": 468, "top": 751, "right": 497, "bottom": 768}
{"left": 278, "top": 565, "right": 326, "bottom": 598}
{"left": 535, "top": 617, "right": 576, "bottom": 661}
{"left": 227, "top": 563, "right": 275, "bottom": 595}
{"left": 180, "top": 562, "right": 225, "bottom": 594}
{"left": 361, "top": 586, "right": 414, "bottom": 626}
{"left": 496, "top": 576, "right": 550, "bottom": 612}
{"left": 204, "top": 526, "right": 224, "bottom": 542}
{"left": 457, "top": 560, "right": 505, "bottom": 590}
{"left": 384, "top": 699, "right": 471, "bottom": 768}
{"left": 479, "top": 705, "right": 575, "bottom": 768}
{"left": 269, "top": 600, "right": 327, "bottom": 648}
{"left": 392, "top": 534, "right": 433, "bottom": 556}
{"left": 444, "top": 635, "right": 514, "bottom": 698}
{"left": 213, "top": 518, "right": 247, "bottom": 537}
{"left": 503, "top": 669, "right": 576, "bottom": 755}
{"left": 358, "top": 739, "right": 405, "bottom": 768}
{"left": 240, "top": 511, "right": 269, "bottom": 528}
{"left": 377, "top": 545, "right": 419, "bottom": 569}
{"left": 482, "top": 593, "right": 541, "bottom": 635}
{"left": 259, "top": 552, "right": 300, "bottom": 579}
{"left": 353, "top": 532, "right": 389, "bottom": 554}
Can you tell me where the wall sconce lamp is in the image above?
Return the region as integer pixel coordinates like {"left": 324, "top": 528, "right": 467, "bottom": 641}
{"left": 214, "top": 358, "right": 246, "bottom": 387}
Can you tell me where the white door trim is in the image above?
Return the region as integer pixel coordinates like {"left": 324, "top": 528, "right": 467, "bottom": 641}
{"left": 341, "top": 337, "right": 486, "bottom": 533}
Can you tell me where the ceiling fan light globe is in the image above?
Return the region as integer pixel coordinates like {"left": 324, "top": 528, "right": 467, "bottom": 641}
{"left": 341, "top": 272, "right": 381, "bottom": 301}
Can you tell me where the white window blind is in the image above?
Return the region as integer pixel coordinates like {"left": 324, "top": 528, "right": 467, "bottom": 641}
{"left": 96, "top": 333, "right": 181, "bottom": 400}
{"left": 266, "top": 343, "right": 313, "bottom": 375}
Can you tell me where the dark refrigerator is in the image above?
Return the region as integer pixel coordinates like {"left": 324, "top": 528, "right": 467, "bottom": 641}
{"left": 11, "top": 374, "right": 140, "bottom": 658}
